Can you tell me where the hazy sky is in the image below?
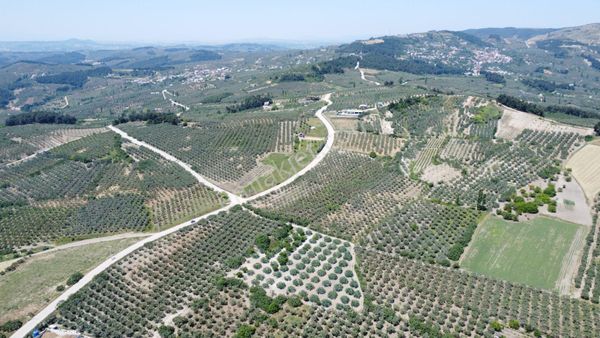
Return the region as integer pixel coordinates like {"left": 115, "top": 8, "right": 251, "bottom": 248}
{"left": 2, "top": 0, "right": 599, "bottom": 43}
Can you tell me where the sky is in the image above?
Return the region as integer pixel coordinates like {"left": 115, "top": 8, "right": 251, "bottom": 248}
{"left": 1, "top": 0, "right": 599, "bottom": 44}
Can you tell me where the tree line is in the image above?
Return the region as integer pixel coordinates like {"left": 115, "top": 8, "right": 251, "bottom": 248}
{"left": 113, "top": 111, "right": 180, "bottom": 125}
{"left": 497, "top": 94, "right": 599, "bottom": 119}
{"left": 0, "top": 88, "right": 13, "bottom": 107}
{"left": 522, "top": 78, "right": 573, "bottom": 92}
{"left": 480, "top": 71, "right": 505, "bottom": 84}
{"left": 359, "top": 54, "right": 464, "bottom": 75}
{"left": 5, "top": 110, "right": 77, "bottom": 126}
{"left": 225, "top": 94, "right": 272, "bottom": 113}
{"left": 36, "top": 67, "right": 112, "bottom": 88}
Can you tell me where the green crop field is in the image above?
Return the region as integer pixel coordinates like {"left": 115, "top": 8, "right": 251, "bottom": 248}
{"left": 243, "top": 140, "right": 321, "bottom": 196}
{"left": 462, "top": 215, "right": 583, "bottom": 290}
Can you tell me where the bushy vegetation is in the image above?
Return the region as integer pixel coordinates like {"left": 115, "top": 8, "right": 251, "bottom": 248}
{"left": 583, "top": 54, "right": 600, "bottom": 71}
{"left": 226, "top": 94, "right": 273, "bottom": 113}
{"left": 36, "top": 67, "right": 111, "bottom": 88}
{"left": 0, "top": 88, "right": 13, "bottom": 108}
{"left": 201, "top": 92, "right": 233, "bottom": 104}
{"left": 497, "top": 184, "right": 557, "bottom": 221}
{"left": 497, "top": 94, "right": 545, "bottom": 116}
{"left": 113, "top": 111, "right": 180, "bottom": 125}
{"left": 189, "top": 50, "right": 222, "bottom": 62}
{"left": 522, "top": 78, "right": 574, "bottom": 92}
{"left": 498, "top": 94, "right": 599, "bottom": 119}
{"left": 480, "top": 71, "right": 505, "bottom": 84}
{"left": 5, "top": 111, "right": 77, "bottom": 126}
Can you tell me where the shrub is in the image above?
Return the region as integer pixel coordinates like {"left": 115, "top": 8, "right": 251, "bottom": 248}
{"left": 490, "top": 321, "right": 503, "bottom": 331}
{"left": 157, "top": 325, "right": 175, "bottom": 338}
{"left": 0, "top": 320, "right": 22, "bottom": 332}
{"left": 288, "top": 296, "right": 302, "bottom": 307}
{"left": 234, "top": 324, "right": 256, "bottom": 338}
{"left": 66, "top": 272, "right": 84, "bottom": 286}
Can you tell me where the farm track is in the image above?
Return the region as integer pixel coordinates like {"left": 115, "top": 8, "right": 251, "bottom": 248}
{"left": 557, "top": 224, "right": 588, "bottom": 296}
{"left": 4, "top": 127, "right": 107, "bottom": 168}
{"left": 356, "top": 61, "right": 381, "bottom": 86}
{"left": 0, "top": 233, "right": 150, "bottom": 273}
{"left": 12, "top": 93, "right": 334, "bottom": 338}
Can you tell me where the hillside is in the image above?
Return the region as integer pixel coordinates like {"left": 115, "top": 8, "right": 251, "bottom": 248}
{"left": 528, "top": 23, "right": 600, "bottom": 45}
{"left": 3, "top": 21, "right": 600, "bottom": 338}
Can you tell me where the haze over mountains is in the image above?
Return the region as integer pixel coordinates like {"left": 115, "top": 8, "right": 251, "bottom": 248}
{"left": 1, "top": 23, "right": 599, "bottom": 53}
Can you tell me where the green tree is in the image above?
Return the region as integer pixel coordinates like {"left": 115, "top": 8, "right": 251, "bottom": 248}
{"left": 66, "top": 271, "right": 84, "bottom": 286}
{"left": 490, "top": 321, "right": 503, "bottom": 331}
{"left": 235, "top": 324, "right": 256, "bottom": 338}
{"left": 158, "top": 325, "right": 175, "bottom": 338}
{"left": 255, "top": 234, "right": 271, "bottom": 252}
{"left": 0, "top": 320, "right": 22, "bottom": 332}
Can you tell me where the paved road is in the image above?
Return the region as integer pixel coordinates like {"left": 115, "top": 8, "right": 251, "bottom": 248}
{"left": 13, "top": 93, "right": 334, "bottom": 338}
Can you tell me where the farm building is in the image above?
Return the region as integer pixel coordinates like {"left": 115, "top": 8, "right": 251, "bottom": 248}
{"left": 336, "top": 109, "right": 362, "bottom": 118}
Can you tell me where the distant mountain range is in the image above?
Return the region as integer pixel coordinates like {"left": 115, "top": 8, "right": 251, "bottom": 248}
{"left": 462, "top": 27, "right": 558, "bottom": 40}
{"left": 464, "top": 23, "right": 600, "bottom": 46}
{"left": 0, "top": 39, "right": 325, "bottom": 53}
{"left": 526, "top": 23, "right": 600, "bottom": 45}
{"left": 1, "top": 24, "right": 599, "bottom": 53}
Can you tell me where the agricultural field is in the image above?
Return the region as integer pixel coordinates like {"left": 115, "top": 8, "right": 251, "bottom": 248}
{"left": 430, "top": 129, "right": 582, "bottom": 208}
{"left": 6, "top": 22, "right": 600, "bottom": 338}
{"left": 461, "top": 216, "right": 584, "bottom": 290}
{"left": 47, "top": 208, "right": 279, "bottom": 337}
{"left": 118, "top": 112, "right": 309, "bottom": 194}
{"left": 230, "top": 226, "right": 363, "bottom": 310}
{"left": 334, "top": 131, "right": 403, "bottom": 157}
{"left": 567, "top": 143, "right": 600, "bottom": 202}
{"left": 0, "top": 124, "right": 106, "bottom": 165}
{"left": 0, "top": 131, "right": 225, "bottom": 255}
{"left": 39, "top": 206, "right": 600, "bottom": 338}
{"left": 364, "top": 200, "right": 480, "bottom": 265}
{"left": 249, "top": 151, "right": 423, "bottom": 241}
{"left": 0, "top": 237, "right": 142, "bottom": 326}
{"left": 574, "top": 196, "right": 600, "bottom": 304}
{"left": 242, "top": 140, "right": 322, "bottom": 197}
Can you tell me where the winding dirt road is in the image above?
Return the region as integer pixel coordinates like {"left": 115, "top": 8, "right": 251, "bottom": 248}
{"left": 12, "top": 93, "right": 334, "bottom": 338}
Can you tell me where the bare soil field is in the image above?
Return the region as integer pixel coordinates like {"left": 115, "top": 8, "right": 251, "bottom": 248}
{"left": 566, "top": 144, "right": 600, "bottom": 202}
{"left": 421, "top": 163, "right": 461, "bottom": 185}
{"left": 495, "top": 106, "right": 593, "bottom": 140}
{"left": 329, "top": 116, "right": 358, "bottom": 131}
{"left": 540, "top": 176, "right": 593, "bottom": 226}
